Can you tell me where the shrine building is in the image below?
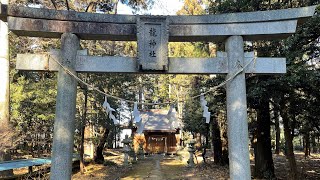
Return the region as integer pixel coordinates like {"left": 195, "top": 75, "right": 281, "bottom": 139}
{"left": 133, "top": 109, "right": 182, "bottom": 154}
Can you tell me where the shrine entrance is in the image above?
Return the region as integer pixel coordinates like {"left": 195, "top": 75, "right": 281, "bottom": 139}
{"left": 148, "top": 135, "right": 166, "bottom": 154}
{"left": 0, "top": 3, "right": 316, "bottom": 180}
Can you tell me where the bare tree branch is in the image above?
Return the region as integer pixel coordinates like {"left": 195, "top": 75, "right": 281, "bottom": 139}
{"left": 50, "top": 0, "right": 57, "bottom": 9}
{"left": 86, "top": 2, "right": 97, "bottom": 12}
{"left": 65, "top": 0, "right": 70, "bottom": 10}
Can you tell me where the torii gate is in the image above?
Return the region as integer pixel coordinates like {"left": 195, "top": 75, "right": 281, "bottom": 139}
{"left": 0, "top": 3, "right": 316, "bottom": 180}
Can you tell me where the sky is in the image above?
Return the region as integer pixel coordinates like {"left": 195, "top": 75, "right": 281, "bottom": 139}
{"left": 117, "top": 0, "right": 184, "bottom": 15}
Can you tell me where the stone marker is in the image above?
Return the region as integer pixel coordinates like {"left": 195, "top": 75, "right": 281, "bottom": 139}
{"left": 137, "top": 16, "right": 169, "bottom": 71}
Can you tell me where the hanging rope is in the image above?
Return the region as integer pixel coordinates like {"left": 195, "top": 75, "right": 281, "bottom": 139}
{"left": 50, "top": 53, "right": 256, "bottom": 105}
{"left": 190, "top": 57, "right": 256, "bottom": 100}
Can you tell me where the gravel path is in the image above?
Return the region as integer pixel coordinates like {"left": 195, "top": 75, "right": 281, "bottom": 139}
{"left": 120, "top": 154, "right": 185, "bottom": 180}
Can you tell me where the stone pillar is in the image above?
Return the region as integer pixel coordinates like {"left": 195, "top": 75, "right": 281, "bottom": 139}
{"left": 50, "top": 33, "right": 79, "bottom": 180}
{"left": 225, "top": 36, "right": 251, "bottom": 180}
{"left": 0, "top": 0, "right": 14, "bottom": 178}
{"left": 0, "top": 0, "right": 9, "bottom": 134}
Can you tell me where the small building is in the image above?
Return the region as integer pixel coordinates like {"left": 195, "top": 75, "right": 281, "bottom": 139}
{"left": 133, "top": 109, "right": 182, "bottom": 154}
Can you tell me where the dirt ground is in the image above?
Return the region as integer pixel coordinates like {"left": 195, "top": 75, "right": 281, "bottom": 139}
{"left": 273, "top": 152, "right": 320, "bottom": 180}
{"left": 71, "top": 149, "right": 320, "bottom": 180}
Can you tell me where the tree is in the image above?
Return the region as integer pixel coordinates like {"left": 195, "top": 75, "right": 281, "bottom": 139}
{"left": 208, "top": 1, "right": 320, "bottom": 179}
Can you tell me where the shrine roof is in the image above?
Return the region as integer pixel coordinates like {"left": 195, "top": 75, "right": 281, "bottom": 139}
{"left": 140, "top": 109, "right": 181, "bottom": 132}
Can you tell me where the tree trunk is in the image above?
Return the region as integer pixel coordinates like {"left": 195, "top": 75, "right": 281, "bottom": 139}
{"left": 312, "top": 134, "right": 317, "bottom": 153}
{"left": 211, "top": 117, "right": 224, "bottom": 165}
{"left": 209, "top": 120, "right": 214, "bottom": 151}
{"left": 196, "top": 133, "right": 202, "bottom": 147}
{"left": 219, "top": 110, "right": 229, "bottom": 165}
{"left": 304, "top": 132, "right": 310, "bottom": 158}
{"left": 80, "top": 87, "right": 88, "bottom": 173}
{"left": 254, "top": 100, "right": 275, "bottom": 179}
{"left": 274, "top": 109, "right": 281, "bottom": 155}
{"left": 205, "top": 124, "right": 209, "bottom": 146}
{"left": 281, "top": 101, "right": 298, "bottom": 180}
{"left": 94, "top": 128, "right": 110, "bottom": 164}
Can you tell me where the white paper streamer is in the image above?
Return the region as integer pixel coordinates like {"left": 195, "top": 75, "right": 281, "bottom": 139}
{"left": 200, "top": 94, "right": 207, "bottom": 108}
{"left": 200, "top": 94, "right": 211, "bottom": 124}
{"left": 167, "top": 105, "right": 177, "bottom": 129}
{"left": 205, "top": 112, "right": 211, "bottom": 124}
{"left": 103, "top": 96, "right": 118, "bottom": 125}
{"left": 136, "top": 117, "right": 149, "bottom": 134}
{"left": 202, "top": 106, "right": 209, "bottom": 118}
{"left": 132, "top": 102, "right": 141, "bottom": 123}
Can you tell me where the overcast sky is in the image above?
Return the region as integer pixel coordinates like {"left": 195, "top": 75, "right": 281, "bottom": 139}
{"left": 117, "top": 0, "right": 184, "bottom": 15}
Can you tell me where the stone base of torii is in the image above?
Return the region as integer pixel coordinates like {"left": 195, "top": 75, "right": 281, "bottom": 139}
{"left": 0, "top": 3, "right": 316, "bottom": 180}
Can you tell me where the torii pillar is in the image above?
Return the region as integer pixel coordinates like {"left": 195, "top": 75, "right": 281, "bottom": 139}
{"left": 0, "top": 0, "right": 9, "bottom": 134}
{"left": 226, "top": 36, "right": 250, "bottom": 179}
{"left": 0, "top": 0, "right": 11, "bottom": 177}
{"left": 50, "top": 33, "right": 79, "bottom": 180}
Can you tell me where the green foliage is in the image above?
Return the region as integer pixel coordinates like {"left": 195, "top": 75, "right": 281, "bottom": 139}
{"left": 10, "top": 75, "right": 56, "bottom": 124}
{"left": 177, "top": 0, "right": 206, "bottom": 15}
{"left": 209, "top": 0, "right": 320, "bottom": 150}
{"left": 7, "top": 0, "right": 320, "bottom": 161}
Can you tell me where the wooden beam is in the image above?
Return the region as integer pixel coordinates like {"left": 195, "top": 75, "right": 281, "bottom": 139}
{"left": 16, "top": 52, "right": 286, "bottom": 74}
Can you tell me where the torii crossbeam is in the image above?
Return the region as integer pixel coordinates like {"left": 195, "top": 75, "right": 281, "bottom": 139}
{"left": 0, "top": 3, "right": 316, "bottom": 180}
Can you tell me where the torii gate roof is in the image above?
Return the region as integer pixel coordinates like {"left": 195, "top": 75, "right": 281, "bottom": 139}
{"left": 0, "top": 4, "right": 316, "bottom": 41}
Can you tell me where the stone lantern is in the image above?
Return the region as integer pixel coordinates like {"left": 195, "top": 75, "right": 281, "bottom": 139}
{"left": 187, "top": 139, "right": 196, "bottom": 167}
{"left": 137, "top": 142, "right": 145, "bottom": 160}
{"left": 122, "top": 134, "right": 132, "bottom": 166}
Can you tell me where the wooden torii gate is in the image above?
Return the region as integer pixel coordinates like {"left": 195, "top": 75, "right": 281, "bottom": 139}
{"left": 0, "top": 3, "right": 316, "bottom": 180}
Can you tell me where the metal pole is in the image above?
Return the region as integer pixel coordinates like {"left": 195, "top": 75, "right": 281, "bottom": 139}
{"left": 50, "top": 33, "right": 79, "bottom": 180}
{"left": 225, "top": 36, "right": 251, "bottom": 180}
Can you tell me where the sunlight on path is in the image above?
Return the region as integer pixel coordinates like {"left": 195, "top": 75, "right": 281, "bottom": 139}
{"left": 120, "top": 154, "right": 186, "bottom": 180}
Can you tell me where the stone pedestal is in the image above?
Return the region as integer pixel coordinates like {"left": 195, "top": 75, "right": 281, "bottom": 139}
{"left": 137, "top": 143, "right": 145, "bottom": 160}
{"left": 131, "top": 146, "right": 137, "bottom": 163}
